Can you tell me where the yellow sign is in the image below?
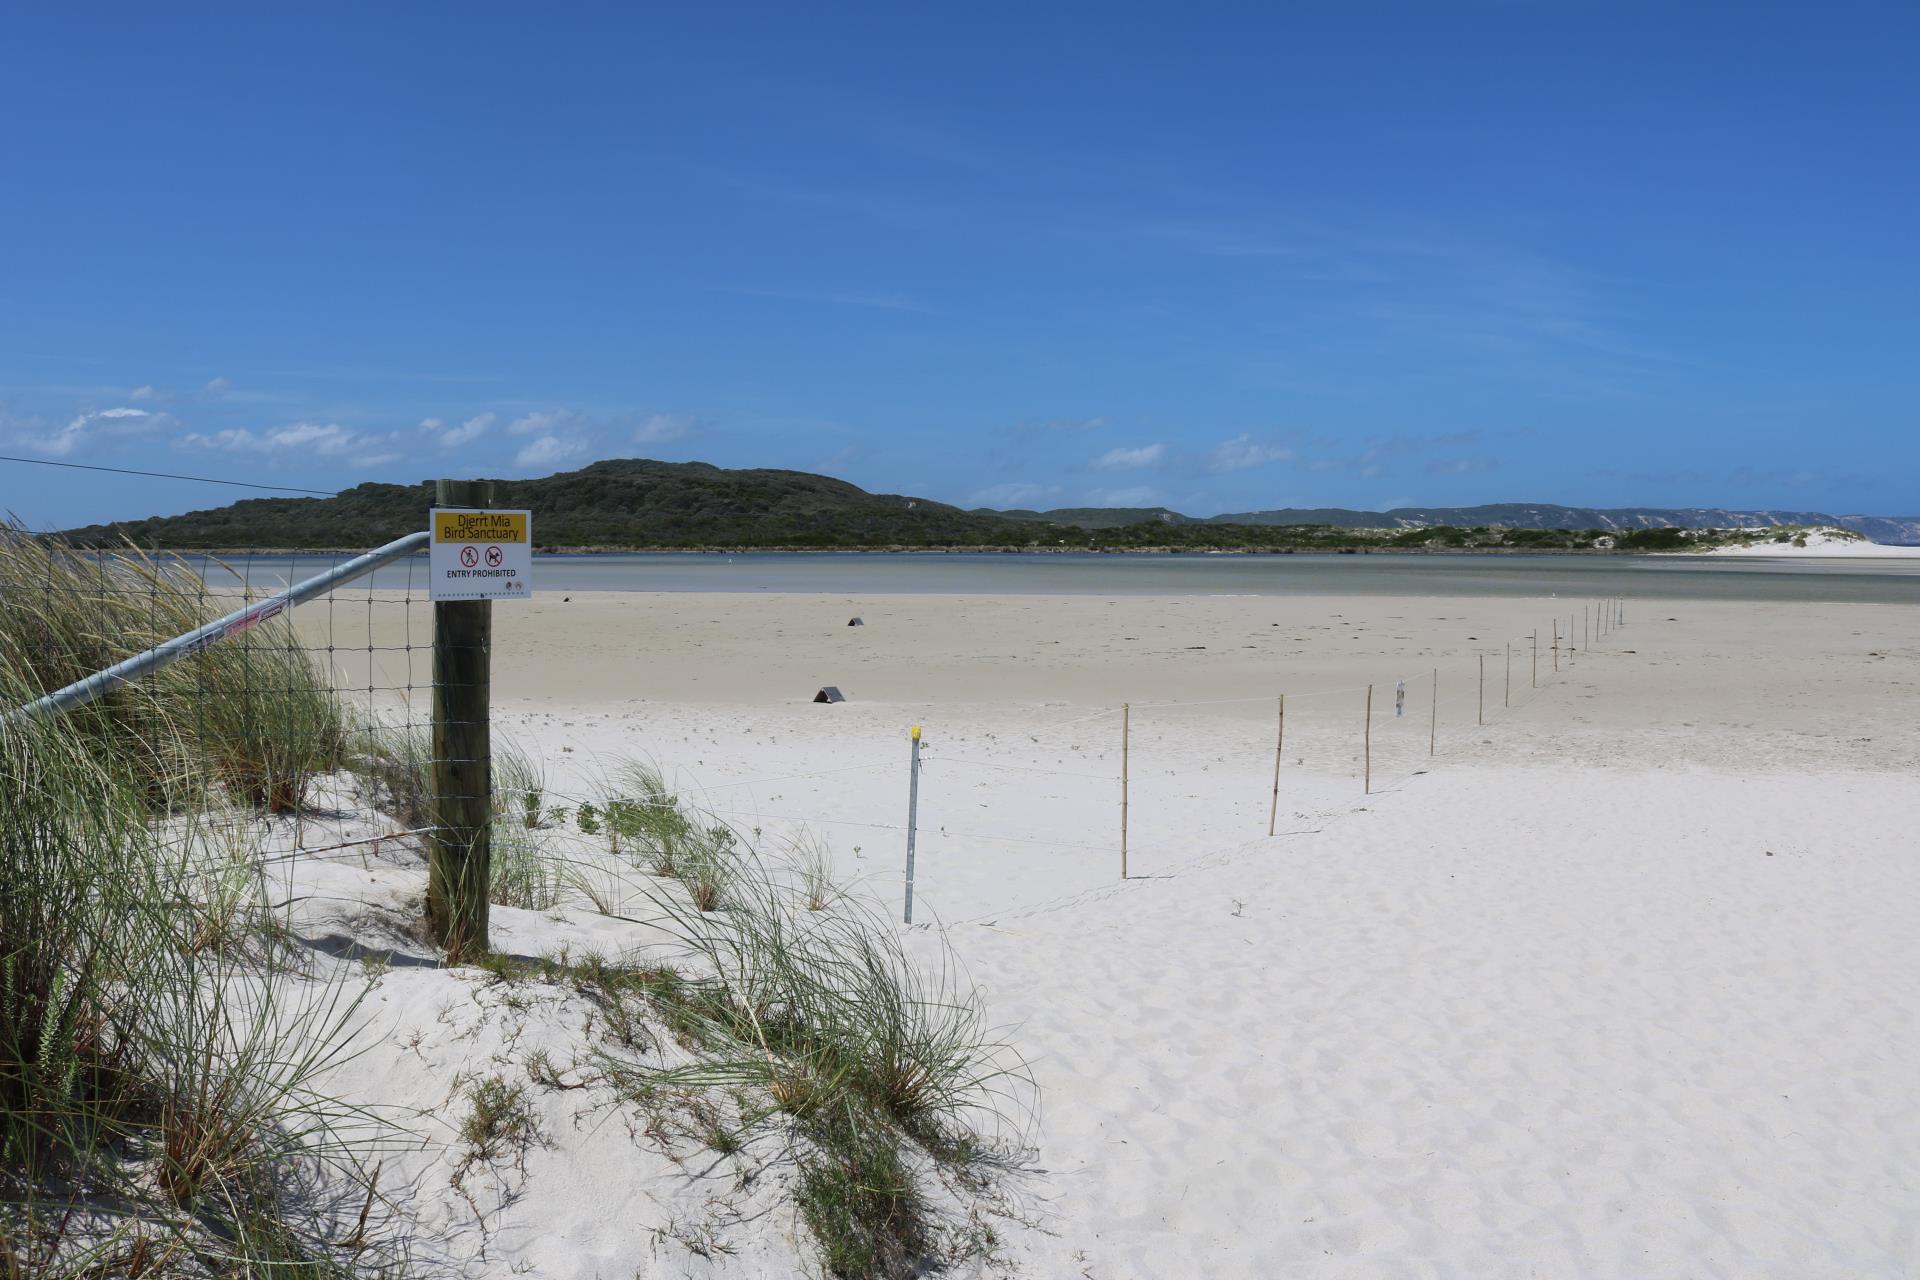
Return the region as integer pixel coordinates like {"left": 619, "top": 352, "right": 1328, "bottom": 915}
{"left": 428, "top": 507, "right": 534, "bottom": 601}
{"left": 433, "top": 511, "right": 528, "bottom": 543}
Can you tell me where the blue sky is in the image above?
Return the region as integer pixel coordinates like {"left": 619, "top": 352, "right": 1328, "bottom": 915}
{"left": 3, "top": 3, "right": 1916, "bottom": 528}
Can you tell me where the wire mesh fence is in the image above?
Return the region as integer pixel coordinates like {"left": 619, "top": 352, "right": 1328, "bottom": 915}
{"left": 1, "top": 518, "right": 1632, "bottom": 939}
{"left": 2, "top": 530, "right": 431, "bottom": 819}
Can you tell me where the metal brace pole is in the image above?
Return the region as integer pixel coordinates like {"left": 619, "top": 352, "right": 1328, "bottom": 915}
{"left": 9, "top": 530, "right": 431, "bottom": 722}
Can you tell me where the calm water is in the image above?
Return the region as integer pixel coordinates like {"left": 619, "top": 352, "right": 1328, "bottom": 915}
{"left": 192, "top": 551, "right": 1920, "bottom": 605}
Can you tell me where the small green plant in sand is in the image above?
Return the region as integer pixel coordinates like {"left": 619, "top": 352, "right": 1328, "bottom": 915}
{"left": 458, "top": 1075, "right": 541, "bottom": 1166}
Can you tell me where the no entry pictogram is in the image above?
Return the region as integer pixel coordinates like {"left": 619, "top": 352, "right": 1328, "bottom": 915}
{"left": 430, "top": 507, "right": 533, "bottom": 601}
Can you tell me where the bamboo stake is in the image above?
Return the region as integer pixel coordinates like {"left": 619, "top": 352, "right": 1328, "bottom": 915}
{"left": 1531, "top": 629, "right": 1538, "bottom": 688}
{"left": 1120, "top": 702, "right": 1130, "bottom": 880}
{"left": 1363, "top": 683, "right": 1373, "bottom": 794}
{"left": 1504, "top": 642, "right": 1511, "bottom": 708}
{"left": 1553, "top": 619, "right": 1560, "bottom": 672}
{"left": 903, "top": 725, "right": 922, "bottom": 924}
{"left": 1267, "top": 693, "right": 1286, "bottom": 836}
{"left": 1477, "top": 653, "right": 1484, "bottom": 725}
{"left": 1428, "top": 668, "right": 1437, "bottom": 756}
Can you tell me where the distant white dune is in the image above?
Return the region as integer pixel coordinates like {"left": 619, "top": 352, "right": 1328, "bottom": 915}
{"left": 1699, "top": 526, "right": 1920, "bottom": 557}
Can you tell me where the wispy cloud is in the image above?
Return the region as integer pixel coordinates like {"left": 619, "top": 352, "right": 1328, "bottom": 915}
{"left": 634, "top": 411, "right": 695, "bottom": 444}
{"left": 1208, "top": 435, "right": 1293, "bottom": 473}
{"left": 14, "top": 406, "right": 161, "bottom": 457}
{"left": 178, "top": 421, "right": 398, "bottom": 461}
{"left": 1092, "top": 443, "right": 1164, "bottom": 471}
{"left": 427, "top": 412, "right": 495, "bottom": 448}
{"left": 514, "top": 434, "right": 587, "bottom": 469}
{"left": 507, "top": 408, "right": 585, "bottom": 437}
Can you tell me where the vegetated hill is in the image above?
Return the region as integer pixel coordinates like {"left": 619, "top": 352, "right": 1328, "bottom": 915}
{"left": 1201, "top": 503, "right": 1920, "bottom": 544}
{"left": 61, "top": 459, "right": 1054, "bottom": 549}
{"left": 55, "top": 456, "right": 1918, "bottom": 550}
{"left": 979, "top": 506, "right": 1191, "bottom": 528}
{"left": 985, "top": 499, "right": 1918, "bottom": 543}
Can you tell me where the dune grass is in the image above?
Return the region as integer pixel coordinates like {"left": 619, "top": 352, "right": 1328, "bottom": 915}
{"left": 0, "top": 535, "right": 395, "bottom": 1276}
{"left": 584, "top": 816, "right": 1034, "bottom": 1277}
{"left": 490, "top": 818, "right": 563, "bottom": 912}
{"left": 0, "top": 526, "right": 347, "bottom": 815}
{"left": 0, "top": 707, "right": 390, "bottom": 1275}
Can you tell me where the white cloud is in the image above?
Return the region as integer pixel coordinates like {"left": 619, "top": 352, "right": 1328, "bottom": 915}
{"left": 514, "top": 434, "right": 586, "bottom": 469}
{"left": 1092, "top": 443, "right": 1165, "bottom": 471}
{"left": 970, "top": 481, "right": 1060, "bottom": 508}
{"left": 1086, "top": 486, "right": 1158, "bottom": 506}
{"left": 178, "top": 421, "right": 379, "bottom": 459}
{"left": 507, "top": 408, "right": 584, "bottom": 437}
{"left": 633, "top": 411, "right": 694, "bottom": 444}
{"left": 129, "top": 384, "right": 158, "bottom": 401}
{"left": 203, "top": 376, "right": 233, "bottom": 396}
{"left": 20, "top": 407, "right": 157, "bottom": 456}
{"left": 179, "top": 428, "right": 260, "bottom": 451}
{"left": 439, "top": 412, "right": 495, "bottom": 448}
{"left": 1208, "top": 435, "right": 1294, "bottom": 473}
{"left": 266, "top": 422, "right": 356, "bottom": 455}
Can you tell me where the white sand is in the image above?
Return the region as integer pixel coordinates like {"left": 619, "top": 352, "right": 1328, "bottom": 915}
{"left": 278, "top": 589, "right": 1920, "bottom": 1277}
{"left": 1695, "top": 527, "right": 1920, "bottom": 557}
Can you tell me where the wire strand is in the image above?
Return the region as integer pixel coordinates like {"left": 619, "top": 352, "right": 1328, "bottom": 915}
{"left": 0, "top": 452, "right": 340, "bottom": 496}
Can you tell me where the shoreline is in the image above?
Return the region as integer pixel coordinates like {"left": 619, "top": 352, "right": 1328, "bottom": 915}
{"left": 63, "top": 542, "right": 1920, "bottom": 558}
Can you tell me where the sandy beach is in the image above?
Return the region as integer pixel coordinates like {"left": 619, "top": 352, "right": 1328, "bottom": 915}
{"left": 271, "top": 579, "right": 1920, "bottom": 1277}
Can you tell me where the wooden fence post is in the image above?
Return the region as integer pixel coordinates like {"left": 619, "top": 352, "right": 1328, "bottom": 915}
{"left": 427, "top": 477, "right": 494, "bottom": 960}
